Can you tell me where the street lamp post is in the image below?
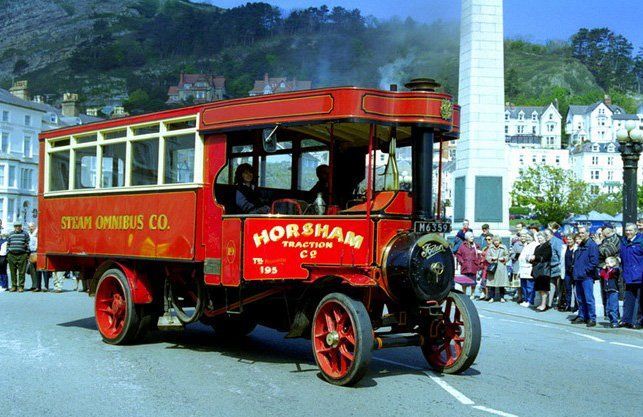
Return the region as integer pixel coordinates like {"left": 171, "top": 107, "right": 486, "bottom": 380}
{"left": 616, "top": 120, "right": 643, "bottom": 228}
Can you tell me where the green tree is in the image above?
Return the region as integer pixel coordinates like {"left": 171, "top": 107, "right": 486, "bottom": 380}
{"left": 589, "top": 192, "right": 622, "bottom": 216}
{"left": 511, "top": 166, "right": 591, "bottom": 225}
{"left": 571, "top": 28, "right": 637, "bottom": 92}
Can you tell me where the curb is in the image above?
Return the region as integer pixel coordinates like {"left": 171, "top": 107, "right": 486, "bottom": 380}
{"left": 477, "top": 305, "right": 643, "bottom": 340}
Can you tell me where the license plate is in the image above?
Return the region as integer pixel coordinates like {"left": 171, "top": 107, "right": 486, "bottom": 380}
{"left": 414, "top": 220, "right": 452, "bottom": 234}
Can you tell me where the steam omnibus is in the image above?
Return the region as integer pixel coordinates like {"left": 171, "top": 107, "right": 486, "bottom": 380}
{"left": 38, "top": 79, "right": 480, "bottom": 386}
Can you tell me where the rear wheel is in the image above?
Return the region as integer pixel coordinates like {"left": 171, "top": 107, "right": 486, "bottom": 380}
{"left": 421, "top": 291, "right": 481, "bottom": 374}
{"left": 312, "top": 293, "right": 373, "bottom": 386}
{"left": 94, "top": 268, "right": 141, "bottom": 345}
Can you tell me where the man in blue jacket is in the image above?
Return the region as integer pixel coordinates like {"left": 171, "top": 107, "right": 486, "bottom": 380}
{"left": 619, "top": 223, "right": 642, "bottom": 329}
{"left": 571, "top": 226, "right": 599, "bottom": 327}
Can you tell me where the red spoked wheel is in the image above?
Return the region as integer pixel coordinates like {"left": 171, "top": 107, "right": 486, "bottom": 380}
{"left": 95, "top": 268, "right": 141, "bottom": 345}
{"left": 422, "top": 291, "right": 481, "bottom": 374}
{"left": 312, "top": 293, "right": 373, "bottom": 386}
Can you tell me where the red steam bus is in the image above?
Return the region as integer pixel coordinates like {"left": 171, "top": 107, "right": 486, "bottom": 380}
{"left": 38, "top": 79, "right": 480, "bottom": 386}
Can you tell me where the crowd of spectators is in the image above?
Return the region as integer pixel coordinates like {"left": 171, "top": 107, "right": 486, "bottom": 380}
{"left": 0, "top": 219, "right": 84, "bottom": 294}
{"left": 453, "top": 219, "right": 643, "bottom": 329}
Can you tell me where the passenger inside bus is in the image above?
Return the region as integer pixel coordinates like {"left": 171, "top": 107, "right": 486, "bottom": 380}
{"left": 234, "top": 163, "right": 270, "bottom": 214}
{"left": 308, "top": 164, "right": 329, "bottom": 203}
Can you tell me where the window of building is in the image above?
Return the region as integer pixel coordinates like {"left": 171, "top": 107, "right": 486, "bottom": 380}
{"left": 517, "top": 125, "right": 525, "bottom": 134}
{"left": 532, "top": 155, "right": 537, "bottom": 163}
{"left": 547, "top": 137, "right": 555, "bottom": 145}
{"left": 504, "top": 125, "right": 508, "bottom": 134}
{"left": 607, "top": 171, "right": 614, "bottom": 180}
{"left": 547, "top": 124, "right": 555, "bottom": 132}
{"left": 591, "top": 170, "right": 599, "bottom": 180}
{"left": 555, "top": 156, "right": 560, "bottom": 165}
{"left": 541, "top": 155, "right": 546, "bottom": 163}
{"left": 518, "top": 112, "right": 524, "bottom": 120}
{"left": 598, "top": 108, "right": 605, "bottom": 115}
{"left": 1, "top": 110, "right": 8, "bottom": 122}
{"left": 592, "top": 156, "right": 599, "bottom": 165}
{"left": 24, "top": 115, "right": 31, "bottom": 127}
{"left": 8, "top": 199, "right": 15, "bottom": 222}
{"left": 1, "top": 132, "right": 9, "bottom": 153}
{"left": 549, "top": 113, "right": 553, "bottom": 120}
{"left": 101, "top": 143, "right": 126, "bottom": 188}
{"left": 131, "top": 139, "right": 160, "bottom": 186}
{"left": 20, "top": 168, "right": 33, "bottom": 190}
{"left": 519, "top": 155, "right": 524, "bottom": 164}
{"left": 23, "top": 136, "right": 31, "bottom": 157}
{"left": 607, "top": 144, "right": 615, "bottom": 153}
{"left": 592, "top": 144, "right": 599, "bottom": 152}
{"left": 0, "top": 198, "right": 3, "bottom": 221}
{"left": 0, "top": 164, "right": 4, "bottom": 186}
{"left": 8, "top": 166, "right": 16, "bottom": 187}
{"left": 532, "top": 126, "right": 536, "bottom": 134}
{"left": 607, "top": 157, "right": 614, "bottom": 165}
{"left": 164, "top": 134, "right": 195, "bottom": 184}
{"left": 532, "top": 112, "right": 538, "bottom": 121}
{"left": 590, "top": 185, "right": 600, "bottom": 195}
{"left": 74, "top": 146, "right": 97, "bottom": 189}
{"left": 504, "top": 112, "right": 509, "bottom": 121}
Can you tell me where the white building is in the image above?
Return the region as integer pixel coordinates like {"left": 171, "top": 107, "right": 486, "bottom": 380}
{"left": 570, "top": 141, "right": 643, "bottom": 195}
{"left": 565, "top": 97, "right": 625, "bottom": 146}
{"left": 504, "top": 103, "right": 562, "bottom": 149}
{"left": 0, "top": 81, "right": 101, "bottom": 227}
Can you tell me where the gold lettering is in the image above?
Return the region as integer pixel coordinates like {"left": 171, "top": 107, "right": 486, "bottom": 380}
{"left": 314, "top": 224, "right": 329, "bottom": 238}
{"left": 285, "top": 224, "right": 299, "bottom": 238}
{"left": 344, "top": 231, "right": 364, "bottom": 249}
{"left": 302, "top": 223, "right": 314, "bottom": 236}
{"left": 327, "top": 226, "right": 344, "bottom": 242}
{"left": 269, "top": 226, "right": 285, "bottom": 242}
{"left": 253, "top": 230, "right": 270, "bottom": 247}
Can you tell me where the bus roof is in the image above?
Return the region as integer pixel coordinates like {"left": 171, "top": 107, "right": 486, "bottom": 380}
{"left": 39, "top": 86, "right": 460, "bottom": 141}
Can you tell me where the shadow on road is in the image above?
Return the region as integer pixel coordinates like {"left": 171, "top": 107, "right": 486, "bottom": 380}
{"left": 57, "top": 316, "right": 97, "bottom": 330}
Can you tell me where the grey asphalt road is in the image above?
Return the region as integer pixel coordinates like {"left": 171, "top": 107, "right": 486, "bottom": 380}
{"left": 1, "top": 281, "right": 641, "bottom": 417}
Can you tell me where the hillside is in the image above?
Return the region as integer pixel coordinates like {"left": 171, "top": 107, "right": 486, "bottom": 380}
{"left": 0, "top": 0, "right": 621, "bottom": 114}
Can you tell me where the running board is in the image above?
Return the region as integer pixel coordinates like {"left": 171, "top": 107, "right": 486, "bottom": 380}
{"left": 157, "top": 312, "right": 184, "bottom": 331}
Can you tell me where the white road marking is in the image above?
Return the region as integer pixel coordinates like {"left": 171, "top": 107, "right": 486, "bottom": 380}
{"left": 610, "top": 342, "right": 643, "bottom": 350}
{"left": 473, "top": 405, "right": 520, "bottom": 417}
{"left": 569, "top": 332, "right": 605, "bottom": 342}
{"left": 425, "top": 371, "right": 475, "bottom": 405}
{"left": 372, "top": 357, "right": 519, "bottom": 415}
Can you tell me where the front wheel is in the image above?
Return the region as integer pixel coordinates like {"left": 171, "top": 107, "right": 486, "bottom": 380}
{"left": 312, "top": 293, "right": 373, "bottom": 386}
{"left": 421, "top": 291, "right": 481, "bottom": 374}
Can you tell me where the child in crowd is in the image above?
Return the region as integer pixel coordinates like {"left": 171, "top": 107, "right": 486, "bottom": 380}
{"left": 600, "top": 256, "right": 621, "bottom": 328}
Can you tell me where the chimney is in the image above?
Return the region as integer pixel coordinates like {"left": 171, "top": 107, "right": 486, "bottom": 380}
{"left": 33, "top": 95, "right": 44, "bottom": 103}
{"left": 554, "top": 98, "right": 559, "bottom": 110}
{"left": 604, "top": 94, "right": 611, "bottom": 106}
{"left": 264, "top": 73, "right": 269, "bottom": 83}
{"left": 62, "top": 93, "right": 79, "bottom": 117}
{"left": 9, "top": 80, "right": 30, "bottom": 101}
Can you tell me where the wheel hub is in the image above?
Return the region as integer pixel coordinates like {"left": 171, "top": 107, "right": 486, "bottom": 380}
{"left": 326, "top": 330, "right": 340, "bottom": 348}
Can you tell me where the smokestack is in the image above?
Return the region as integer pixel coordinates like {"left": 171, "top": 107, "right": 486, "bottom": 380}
{"left": 9, "top": 80, "right": 30, "bottom": 101}
{"left": 405, "top": 78, "right": 441, "bottom": 92}
{"left": 33, "top": 95, "right": 44, "bottom": 104}
{"left": 62, "top": 93, "right": 79, "bottom": 117}
{"left": 603, "top": 94, "right": 611, "bottom": 106}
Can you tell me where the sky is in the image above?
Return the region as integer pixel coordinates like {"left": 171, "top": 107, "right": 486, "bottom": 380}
{"left": 203, "top": 0, "right": 643, "bottom": 49}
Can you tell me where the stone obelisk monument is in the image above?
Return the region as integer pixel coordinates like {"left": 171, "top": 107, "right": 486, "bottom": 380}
{"left": 453, "top": 0, "right": 510, "bottom": 234}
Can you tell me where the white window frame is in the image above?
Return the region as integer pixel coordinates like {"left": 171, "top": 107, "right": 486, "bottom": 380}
{"left": 44, "top": 114, "right": 203, "bottom": 196}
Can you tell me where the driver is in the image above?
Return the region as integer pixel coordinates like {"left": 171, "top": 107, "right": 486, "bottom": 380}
{"left": 309, "top": 164, "right": 330, "bottom": 203}
{"left": 234, "top": 164, "right": 270, "bottom": 214}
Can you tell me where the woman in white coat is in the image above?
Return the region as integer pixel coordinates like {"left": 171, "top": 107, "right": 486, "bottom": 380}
{"left": 518, "top": 232, "right": 538, "bottom": 307}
